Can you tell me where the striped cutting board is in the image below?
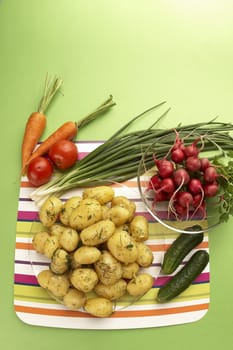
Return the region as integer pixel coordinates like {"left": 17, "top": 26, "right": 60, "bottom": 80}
{"left": 14, "top": 141, "right": 210, "bottom": 329}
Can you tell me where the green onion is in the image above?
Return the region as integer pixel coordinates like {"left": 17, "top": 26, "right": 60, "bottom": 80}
{"left": 30, "top": 102, "right": 233, "bottom": 207}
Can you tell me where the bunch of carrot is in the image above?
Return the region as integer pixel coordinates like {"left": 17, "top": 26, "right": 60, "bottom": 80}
{"left": 21, "top": 74, "right": 116, "bottom": 175}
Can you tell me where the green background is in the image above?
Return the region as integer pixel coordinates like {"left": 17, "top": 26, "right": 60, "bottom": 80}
{"left": 1, "top": 0, "right": 233, "bottom": 348}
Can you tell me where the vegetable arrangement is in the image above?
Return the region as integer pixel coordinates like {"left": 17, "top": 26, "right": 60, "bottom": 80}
{"left": 29, "top": 103, "right": 233, "bottom": 227}
{"left": 33, "top": 186, "right": 154, "bottom": 318}
{"left": 26, "top": 94, "right": 115, "bottom": 166}
{"left": 20, "top": 87, "right": 233, "bottom": 310}
{"left": 24, "top": 94, "right": 116, "bottom": 186}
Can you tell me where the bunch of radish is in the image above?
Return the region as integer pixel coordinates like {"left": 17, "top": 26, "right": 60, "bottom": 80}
{"left": 147, "top": 131, "right": 221, "bottom": 220}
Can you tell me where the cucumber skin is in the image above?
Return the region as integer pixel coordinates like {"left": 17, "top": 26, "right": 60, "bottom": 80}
{"left": 157, "top": 250, "right": 209, "bottom": 303}
{"left": 162, "top": 229, "right": 204, "bottom": 275}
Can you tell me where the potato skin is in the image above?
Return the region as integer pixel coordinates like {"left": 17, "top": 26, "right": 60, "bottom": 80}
{"left": 107, "top": 229, "right": 138, "bottom": 264}
{"left": 43, "top": 235, "right": 61, "bottom": 259}
{"left": 94, "top": 250, "right": 123, "bottom": 285}
{"left": 47, "top": 273, "right": 70, "bottom": 298}
{"left": 126, "top": 273, "right": 154, "bottom": 297}
{"left": 94, "top": 279, "right": 127, "bottom": 300}
{"left": 84, "top": 297, "right": 113, "bottom": 318}
{"left": 111, "top": 195, "right": 136, "bottom": 222}
{"left": 50, "top": 248, "right": 70, "bottom": 274}
{"left": 32, "top": 231, "right": 50, "bottom": 254}
{"left": 59, "top": 196, "right": 82, "bottom": 226}
{"left": 37, "top": 269, "right": 53, "bottom": 289}
{"left": 63, "top": 287, "right": 86, "bottom": 310}
{"left": 59, "top": 227, "right": 79, "bottom": 252}
{"left": 69, "top": 198, "right": 102, "bottom": 230}
{"left": 73, "top": 246, "right": 101, "bottom": 265}
{"left": 70, "top": 268, "right": 99, "bottom": 293}
{"left": 121, "top": 262, "right": 139, "bottom": 279}
{"left": 82, "top": 186, "right": 114, "bottom": 205}
{"left": 136, "top": 242, "right": 154, "bottom": 267}
{"left": 50, "top": 223, "right": 65, "bottom": 237}
{"left": 80, "top": 219, "right": 115, "bottom": 246}
{"left": 39, "top": 196, "right": 63, "bottom": 227}
{"left": 129, "top": 215, "right": 149, "bottom": 242}
{"left": 103, "top": 206, "right": 130, "bottom": 226}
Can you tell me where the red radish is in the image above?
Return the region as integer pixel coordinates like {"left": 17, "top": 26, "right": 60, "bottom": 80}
{"left": 203, "top": 181, "right": 219, "bottom": 197}
{"left": 185, "top": 156, "right": 201, "bottom": 172}
{"left": 154, "top": 191, "right": 168, "bottom": 202}
{"left": 192, "top": 200, "right": 206, "bottom": 219}
{"left": 174, "top": 203, "right": 187, "bottom": 219}
{"left": 184, "top": 139, "right": 200, "bottom": 157}
{"left": 171, "top": 129, "right": 184, "bottom": 151}
{"left": 200, "top": 157, "right": 211, "bottom": 171}
{"left": 204, "top": 166, "right": 218, "bottom": 182}
{"left": 188, "top": 178, "right": 203, "bottom": 194}
{"left": 155, "top": 158, "right": 174, "bottom": 178}
{"left": 173, "top": 168, "right": 190, "bottom": 186}
{"left": 158, "top": 178, "right": 175, "bottom": 193}
{"left": 171, "top": 148, "right": 185, "bottom": 163}
{"left": 189, "top": 182, "right": 205, "bottom": 218}
{"left": 193, "top": 193, "right": 203, "bottom": 207}
{"left": 177, "top": 191, "right": 194, "bottom": 208}
{"left": 148, "top": 174, "right": 162, "bottom": 190}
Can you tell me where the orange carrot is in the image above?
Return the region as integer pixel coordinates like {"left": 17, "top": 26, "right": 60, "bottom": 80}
{"left": 26, "top": 121, "right": 77, "bottom": 164}
{"left": 21, "top": 74, "right": 63, "bottom": 174}
{"left": 26, "top": 95, "right": 116, "bottom": 166}
{"left": 21, "top": 112, "right": 47, "bottom": 172}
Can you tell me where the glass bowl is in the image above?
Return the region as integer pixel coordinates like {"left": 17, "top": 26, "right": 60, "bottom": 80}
{"left": 137, "top": 131, "right": 225, "bottom": 234}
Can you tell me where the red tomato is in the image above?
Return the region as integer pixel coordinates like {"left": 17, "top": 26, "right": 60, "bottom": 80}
{"left": 48, "top": 140, "right": 78, "bottom": 170}
{"left": 27, "top": 156, "right": 53, "bottom": 187}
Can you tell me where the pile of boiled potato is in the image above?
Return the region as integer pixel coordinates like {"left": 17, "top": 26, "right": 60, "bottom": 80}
{"left": 32, "top": 185, "right": 154, "bottom": 318}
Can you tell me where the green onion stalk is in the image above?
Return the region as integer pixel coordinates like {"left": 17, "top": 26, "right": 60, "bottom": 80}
{"left": 30, "top": 101, "right": 233, "bottom": 207}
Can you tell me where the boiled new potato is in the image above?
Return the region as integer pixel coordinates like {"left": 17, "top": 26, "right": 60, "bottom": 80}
{"left": 107, "top": 229, "right": 138, "bottom": 264}
{"left": 59, "top": 227, "right": 79, "bottom": 252}
{"left": 32, "top": 231, "right": 50, "bottom": 254}
{"left": 121, "top": 262, "right": 140, "bottom": 279}
{"left": 34, "top": 186, "right": 155, "bottom": 317}
{"left": 73, "top": 246, "right": 101, "bottom": 265}
{"left": 129, "top": 215, "right": 149, "bottom": 242}
{"left": 69, "top": 198, "right": 102, "bottom": 230}
{"left": 126, "top": 273, "right": 154, "bottom": 297}
{"left": 47, "top": 273, "right": 70, "bottom": 298}
{"left": 69, "top": 252, "right": 82, "bottom": 269}
{"left": 59, "top": 196, "right": 82, "bottom": 226}
{"left": 94, "top": 250, "right": 123, "bottom": 285}
{"left": 50, "top": 248, "right": 70, "bottom": 274}
{"left": 63, "top": 287, "right": 86, "bottom": 310}
{"left": 136, "top": 242, "right": 154, "bottom": 267}
{"left": 37, "top": 269, "right": 53, "bottom": 289}
{"left": 111, "top": 195, "right": 136, "bottom": 222}
{"left": 80, "top": 219, "right": 115, "bottom": 246}
{"left": 39, "top": 196, "right": 63, "bottom": 227}
{"left": 82, "top": 186, "right": 114, "bottom": 205}
{"left": 50, "top": 223, "right": 65, "bottom": 237}
{"left": 70, "top": 267, "right": 99, "bottom": 293}
{"left": 84, "top": 297, "right": 113, "bottom": 318}
{"left": 94, "top": 279, "right": 127, "bottom": 300}
{"left": 103, "top": 205, "right": 130, "bottom": 226}
{"left": 43, "top": 235, "right": 61, "bottom": 259}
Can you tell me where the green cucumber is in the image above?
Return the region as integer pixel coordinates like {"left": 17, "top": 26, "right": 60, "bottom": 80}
{"left": 162, "top": 225, "right": 204, "bottom": 274}
{"left": 157, "top": 250, "right": 209, "bottom": 303}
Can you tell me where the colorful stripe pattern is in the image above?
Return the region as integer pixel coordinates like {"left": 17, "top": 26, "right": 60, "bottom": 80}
{"left": 14, "top": 141, "right": 210, "bottom": 329}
